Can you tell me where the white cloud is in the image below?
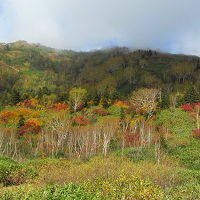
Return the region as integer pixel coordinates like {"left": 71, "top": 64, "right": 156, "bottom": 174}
{"left": 0, "top": 0, "right": 200, "bottom": 55}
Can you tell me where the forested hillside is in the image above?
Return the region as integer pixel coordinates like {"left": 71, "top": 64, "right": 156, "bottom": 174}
{"left": 0, "top": 40, "right": 200, "bottom": 107}
{"left": 0, "top": 41, "right": 200, "bottom": 199}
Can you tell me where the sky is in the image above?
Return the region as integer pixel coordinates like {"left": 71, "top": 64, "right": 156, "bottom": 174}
{"left": 0, "top": 0, "right": 200, "bottom": 55}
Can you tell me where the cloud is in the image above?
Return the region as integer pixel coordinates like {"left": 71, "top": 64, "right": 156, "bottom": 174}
{"left": 0, "top": 0, "right": 200, "bottom": 55}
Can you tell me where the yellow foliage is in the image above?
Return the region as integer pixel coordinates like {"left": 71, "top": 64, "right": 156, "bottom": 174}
{"left": 114, "top": 100, "right": 129, "bottom": 108}
{"left": 0, "top": 110, "right": 18, "bottom": 123}
{"left": 16, "top": 108, "right": 40, "bottom": 118}
{"left": 26, "top": 118, "right": 43, "bottom": 126}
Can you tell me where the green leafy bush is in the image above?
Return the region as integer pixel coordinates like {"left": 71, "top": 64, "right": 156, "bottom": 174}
{"left": 167, "top": 139, "right": 200, "bottom": 171}
{"left": 156, "top": 108, "right": 195, "bottom": 135}
{"left": 0, "top": 184, "right": 98, "bottom": 200}
{"left": 0, "top": 155, "right": 38, "bottom": 186}
{"left": 0, "top": 177, "right": 164, "bottom": 200}
{"left": 0, "top": 156, "right": 19, "bottom": 186}
{"left": 165, "top": 183, "right": 200, "bottom": 200}
{"left": 84, "top": 174, "right": 164, "bottom": 200}
{"left": 108, "top": 105, "right": 121, "bottom": 116}
{"left": 116, "top": 147, "right": 157, "bottom": 163}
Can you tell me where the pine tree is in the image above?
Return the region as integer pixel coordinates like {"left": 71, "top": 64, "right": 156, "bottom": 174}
{"left": 160, "top": 91, "right": 170, "bottom": 109}
{"left": 11, "top": 90, "right": 21, "bottom": 105}
{"left": 183, "top": 85, "right": 200, "bottom": 104}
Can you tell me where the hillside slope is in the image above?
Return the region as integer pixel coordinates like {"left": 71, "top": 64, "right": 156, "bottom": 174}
{"left": 0, "top": 40, "right": 200, "bottom": 105}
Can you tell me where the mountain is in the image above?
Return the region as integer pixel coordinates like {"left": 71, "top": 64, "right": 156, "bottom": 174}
{"left": 0, "top": 41, "right": 200, "bottom": 105}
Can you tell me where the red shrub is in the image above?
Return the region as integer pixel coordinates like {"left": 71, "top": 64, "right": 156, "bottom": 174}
{"left": 76, "top": 104, "right": 84, "bottom": 111}
{"left": 124, "top": 132, "right": 140, "bottom": 147}
{"left": 23, "top": 100, "right": 34, "bottom": 108}
{"left": 73, "top": 115, "right": 90, "bottom": 126}
{"left": 181, "top": 104, "right": 194, "bottom": 112}
{"left": 18, "top": 122, "right": 41, "bottom": 137}
{"left": 192, "top": 129, "right": 200, "bottom": 138}
{"left": 192, "top": 103, "right": 200, "bottom": 107}
{"left": 93, "top": 108, "right": 109, "bottom": 116}
{"left": 53, "top": 103, "right": 69, "bottom": 110}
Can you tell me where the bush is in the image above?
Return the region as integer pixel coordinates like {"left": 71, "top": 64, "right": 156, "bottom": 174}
{"left": 73, "top": 115, "right": 90, "bottom": 126}
{"left": 0, "top": 177, "right": 164, "bottom": 200}
{"left": 166, "top": 183, "right": 200, "bottom": 200}
{"left": 192, "top": 128, "right": 200, "bottom": 138}
{"left": 117, "top": 147, "right": 157, "bottom": 163}
{"left": 0, "top": 155, "right": 38, "bottom": 186}
{"left": 167, "top": 139, "right": 200, "bottom": 171}
{"left": 53, "top": 103, "right": 69, "bottom": 111}
{"left": 84, "top": 175, "right": 164, "bottom": 200}
{"left": 93, "top": 108, "right": 109, "bottom": 116}
{"left": 108, "top": 105, "right": 121, "bottom": 116}
{"left": 156, "top": 108, "right": 195, "bottom": 135}
{"left": 0, "top": 156, "right": 19, "bottom": 186}
{"left": 0, "top": 183, "right": 99, "bottom": 200}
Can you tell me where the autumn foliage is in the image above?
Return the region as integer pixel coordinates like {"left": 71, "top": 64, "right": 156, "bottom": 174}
{"left": 53, "top": 103, "right": 69, "bottom": 111}
{"left": 93, "top": 108, "right": 109, "bottom": 116}
{"left": 18, "top": 118, "right": 42, "bottom": 136}
{"left": 0, "top": 110, "right": 17, "bottom": 123}
{"left": 73, "top": 115, "right": 90, "bottom": 126}
{"left": 114, "top": 100, "right": 129, "bottom": 108}
{"left": 181, "top": 103, "right": 200, "bottom": 112}
{"left": 124, "top": 132, "right": 140, "bottom": 147}
{"left": 22, "top": 98, "right": 39, "bottom": 109}
{"left": 192, "top": 129, "right": 200, "bottom": 138}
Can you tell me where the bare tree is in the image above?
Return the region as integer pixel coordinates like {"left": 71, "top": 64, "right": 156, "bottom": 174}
{"left": 130, "top": 88, "right": 159, "bottom": 118}
{"left": 69, "top": 88, "right": 87, "bottom": 112}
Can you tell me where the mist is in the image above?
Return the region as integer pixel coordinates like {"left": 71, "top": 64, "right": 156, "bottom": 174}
{"left": 0, "top": 0, "right": 200, "bottom": 55}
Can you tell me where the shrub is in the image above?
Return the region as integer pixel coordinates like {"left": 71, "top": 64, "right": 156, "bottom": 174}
{"left": 0, "top": 176, "right": 164, "bottom": 199}
{"left": 0, "top": 110, "right": 17, "bottom": 123}
{"left": 166, "top": 183, "right": 200, "bottom": 200}
{"left": 0, "top": 157, "right": 19, "bottom": 186}
{"left": 181, "top": 102, "right": 200, "bottom": 112}
{"left": 53, "top": 103, "right": 69, "bottom": 111}
{"left": 18, "top": 121, "right": 42, "bottom": 136}
{"left": 0, "top": 184, "right": 98, "bottom": 200}
{"left": 192, "top": 129, "right": 200, "bottom": 138}
{"left": 73, "top": 115, "right": 90, "bottom": 126}
{"left": 22, "top": 98, "right": 38, "bottom": 109}
{"left": 181, "top": 104, "right": 193, "bottom": 112}
{"left": 84, "top": 174, "right": 164, "bottom": 200}
{"left": 114, "top": 101, "right": 129, "bottom": 108}
{"left": 16, "top": 108, "right": 41, "bottom": 118}
{"left": 167, "top": 139, "right": 200, "bottom": 171}
{"left": 108, "top": 105, "right": 121, "bottom": 116}
{"left": 93, "top": 108, "right": 109, "bottom": 116}
{"left": 0, "top": 155, "right": 37, "bottom": 186}
{"left": 156, "top": 108, "right": 195, "bottom": 135}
